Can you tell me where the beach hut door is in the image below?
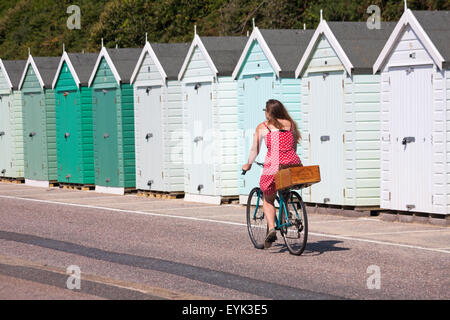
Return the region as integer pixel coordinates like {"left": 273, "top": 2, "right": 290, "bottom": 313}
{"left": 241, "top": 74, "right": 272, "bottom": 195}
{"left": 0, "top": 94, "right": 10, "bottom": 176}
{"left": 390, "top": 65, "right": 432, "bottom": 212}
{"left": 186, "top": 82, "right": 214, "bottom": 195}
{"left": 138, "top": 85, "right": 163, "bottom": 190}
{"left": 23, "top": 92, "right": 46, "bottom": 180}
{"left": 94, "top": 88, "right": 119, "bottom": 187}
{"left": 57, "top": 90, "right": 78, "bottom": 182}
{"left": 308, "top": 71, "right": 345, "bottom": 205}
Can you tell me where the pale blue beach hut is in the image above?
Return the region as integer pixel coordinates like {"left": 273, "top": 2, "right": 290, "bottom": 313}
{"left": 232, "top": 27, "right": 314, "bottom": 204}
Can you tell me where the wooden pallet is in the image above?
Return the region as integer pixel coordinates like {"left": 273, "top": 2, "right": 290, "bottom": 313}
{"left": 0, "top": 177, "right": 25, "bottom": 184}
{"left": 59, "top": 183, "right": 95, "bottom": 191}
{"left": 304, "top": 202, "right": 381, "bottom": 217}
{"left": 221, "top": 196, "right": 239, "bottom": 204}
{"left": 137, "top": 190, "right": 184, "bottom": 199}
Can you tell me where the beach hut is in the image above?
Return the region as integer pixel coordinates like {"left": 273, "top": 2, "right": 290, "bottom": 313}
{"left": 52, "top": 51, "right": 98, "bottom": 186}
{"left": 88, "top": 47, "right": 141, "bottom": 195}
{"left": 232, "top": 27, "right": 314, "bottom": 204}
{"left": 18, "top": 55, "right": 60, "bottom": 187}
{"left": 178, "top": 34, "right": 247, "bottom": 204}
{"left": 0, "top": 59, "right": 26, "bottom": 180}
{"left": 130, "top": 41, "right": 190, "bottom": 194}
{"left": 373, "top": 10, "right": 450, "bottom": 215}
{"left": 295, "top": 21, "right": 395, "bottom": 207}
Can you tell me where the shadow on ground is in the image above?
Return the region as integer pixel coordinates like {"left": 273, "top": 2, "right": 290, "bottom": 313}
{"left": 272, "top": 240, "right": 350, "bottom": 256}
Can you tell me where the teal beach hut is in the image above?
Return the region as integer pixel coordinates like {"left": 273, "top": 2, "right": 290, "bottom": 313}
{"left": 232, "top": 27, "right": 314, "bottom": 204}
{"left": 18, "top": 55, "right": 60, "bottom": 187}
{"left": 295, "top": 21, "right": 395, "bottom": 207}
{"left": 52, "top": 51, "right": 98, "bottom": 186}
{"left": 130, "top": 41, "right": 190, "bottom": 194}
{"left": 0, "top": 59, "right": 26, "bottom": 180}
{"left": 178, "top": 34, "right": 247, "bottom": 204}
{"left": 88, "top": 47, "right": 141, "bottom": 195}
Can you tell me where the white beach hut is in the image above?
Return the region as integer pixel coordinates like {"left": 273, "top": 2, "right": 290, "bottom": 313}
{"left": 373, "top": 10, "right": 450, "bottom": 215}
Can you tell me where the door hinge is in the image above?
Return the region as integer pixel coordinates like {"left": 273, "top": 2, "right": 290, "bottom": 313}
{"left": 210, "top": 92, "right": 212, "bottom": 100}
{"left": 431, "top": 74, "right": 433, "bottom": 84}
{"left": 212, "top": 174, "right": 214, "bottom": 182}
{"left": 243, "top": 179, "right": 245, "bottom": 188}
{"left": 160, "top": 95, "right": 162, "bottom": 102}
{"left": 117, "top": 168, "right": 120, "bottom": 176}
{"left": 308, "top": 81, "right": 310, "bottom": 91}
{"left": 432, "top": 195, "right": 434, "bottom": 205}
{"left": 186, "top": 94, "right": 188, "bottom": 101}
{"left": 389, "top": 192, "right": 391, "bottom": 201}
{"left": 388, "top": 77, "right": 391, "bottom": 85}
{"left": 272, "top": 82, "right": 274, "bottom": 89}
{"left": 342, "top": 79, "right": 344, "bottom": 89}
{"left": 137, "top": 96, "right": 140, "bottom": 104}
{"left": 343, "top": 188, "right": 346, "bottom": 198}
{"left": 161, "top": 171, "right": 164, "bottom": 179}
{"left": 343, "top": 134, "right": 345, "bottom": 143}
{"left": 308, "top": 133, "right": 311, "bottom": 143}
{"left": 243, "top": 83, "right": 245, "bottom": 91}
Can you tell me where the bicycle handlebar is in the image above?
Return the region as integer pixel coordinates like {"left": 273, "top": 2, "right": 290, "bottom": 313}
{"left": 241, "top": 162, "right": 265, "bottom": 175}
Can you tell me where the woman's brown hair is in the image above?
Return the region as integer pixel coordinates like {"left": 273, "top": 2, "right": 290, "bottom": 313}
{"left": 265, "top": 99, "right": 301, "bottom": 143}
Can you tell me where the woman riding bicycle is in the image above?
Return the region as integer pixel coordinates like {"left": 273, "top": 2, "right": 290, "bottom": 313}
{"left": 242, "top": 99, "right": 302, "bottom": 249}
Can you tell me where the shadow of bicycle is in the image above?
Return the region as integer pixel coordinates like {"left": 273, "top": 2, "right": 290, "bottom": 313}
{"left": 271, "top": 240, "right": 350, "bottom": 256}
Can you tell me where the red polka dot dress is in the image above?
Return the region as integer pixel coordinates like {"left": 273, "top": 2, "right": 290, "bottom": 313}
{"left": 260, "top": 122, "right": 302, "bottom": 196}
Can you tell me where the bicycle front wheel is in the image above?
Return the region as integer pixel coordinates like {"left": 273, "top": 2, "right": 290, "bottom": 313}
{"left": 246, "top": 187, "right": 267, "bottom": 249}
{"left": 280, "top": 190, "right": 308, "bottom": 256}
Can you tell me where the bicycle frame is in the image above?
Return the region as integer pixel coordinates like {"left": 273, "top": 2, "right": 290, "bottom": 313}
{"left": 253, "top": 189, "right": 300, "bottom": 230}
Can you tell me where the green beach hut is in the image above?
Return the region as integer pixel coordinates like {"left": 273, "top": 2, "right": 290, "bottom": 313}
{"left": 0, "top": 59, "right": 26, "bottom": 180}
{"left": 52, "top": 51, "right": 98, "bottom": 186}
{"left": 88, "top": 47, "right": 141, "bottom": 194}
{"left": 18, "top": 55, "right": 60, "bottom": 187}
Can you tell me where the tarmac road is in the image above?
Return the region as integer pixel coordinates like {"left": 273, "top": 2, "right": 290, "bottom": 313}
{"left": 0, "top": 183, "right": 449, "bottom": 300}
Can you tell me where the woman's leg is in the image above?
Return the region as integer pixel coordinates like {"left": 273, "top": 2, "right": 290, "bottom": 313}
{"left": 263, "top": 192, "right": 277, "bottom": 230}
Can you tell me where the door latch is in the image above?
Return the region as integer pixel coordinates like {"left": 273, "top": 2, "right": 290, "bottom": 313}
{"left": 145, "top": 133, "right": 153, "bottom": 140}
{"left": 29, "top": 132, "right": 36, "bottom": 137}
{"left": 64, "top": 132, "right": 70, "bottom": 139}
{"left": 402, "top": 137, "right": 415, "bottom": 149}
{"left": 320, "top": 135, "right": 330, "bottom": 142}
{"left": 0, "top": 131, "right": 5, "bottom": 137}
{"left": 104, "top": 133, "right": 109, "bottom": 139}
{"left": 406, "top": 204, "right": 415, "bottom": 210}
{"left": 147, "top": 180, "right": 154, "bottom": 189}
{"left": 193, "top": 136, "right": 203, "bottom": 143}
{"left": 197, "top": 184, "right": 204, "bottom": 192}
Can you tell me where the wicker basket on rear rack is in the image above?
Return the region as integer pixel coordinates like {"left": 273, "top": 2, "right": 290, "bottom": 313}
{"left": 274, "top": 164, "right": 321, "bottom": 191}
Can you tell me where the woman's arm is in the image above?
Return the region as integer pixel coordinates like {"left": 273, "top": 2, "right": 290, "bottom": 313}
{"left": 247, "top": 124, "right": 264, "bottom": 165}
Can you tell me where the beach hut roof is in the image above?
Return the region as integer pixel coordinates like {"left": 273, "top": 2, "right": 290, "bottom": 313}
{"left": 373, "top": 9, "right": 450, "bottom": 73}
{"left": 296, "top": 21, "right": 395, "bottom": 78}
{"left": 233, "top": 28, "right": 314, "bottom": 79}
{"left": 18, "top": 55, "right": 60, "bottom": 90}
{"left": 131, "top": 42, "right": 190, "bottom": 83}
{"left": 52, "top": 52, "right": 98, "bottom": 89}
{"left": 178, "top": 35, "right": 247, "bottom": 80}
{"left": 88, "top": 47, "right": 141, "bottom": 87}
{"left": 0, "top": 59, "right": 27, "bottom": 90}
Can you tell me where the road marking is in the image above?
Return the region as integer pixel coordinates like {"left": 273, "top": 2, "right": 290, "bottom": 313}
{"left": 341, "top": 229, "right": 449, "bottom": 237}
{"left": 150, "top": 204, "right": 237, "bottom": 212}
{"left": 0, "top": 194, "right": 449, "bottom": 255}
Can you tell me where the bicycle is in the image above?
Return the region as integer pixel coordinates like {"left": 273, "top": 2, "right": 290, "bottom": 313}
{"left": 242, "top": 162, "right": 308, "bottom": 256}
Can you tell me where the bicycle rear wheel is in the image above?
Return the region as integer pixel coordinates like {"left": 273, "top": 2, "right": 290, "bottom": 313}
{"left": 280, "top": 190, "right": 308, "bottom": 256}
{"left": 246, "top": 187, "right": 267, "bottom": 249}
